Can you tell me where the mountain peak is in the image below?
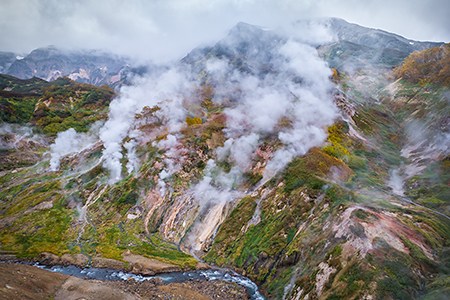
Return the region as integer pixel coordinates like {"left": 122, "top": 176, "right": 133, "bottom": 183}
{"left": 227, "top": 22, "right": 268, "bottom": 39}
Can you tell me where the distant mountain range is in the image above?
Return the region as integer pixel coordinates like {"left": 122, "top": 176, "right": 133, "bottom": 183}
{"left": 0, "top": 46, "right": 132, "bottom": 88}
{"left": 0, "top": 18, "right": 443, "bottom": 88}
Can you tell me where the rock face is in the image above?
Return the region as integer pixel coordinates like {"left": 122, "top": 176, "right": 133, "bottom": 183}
{"left": 0, "top": 20, "right": 449, "bottom": 300}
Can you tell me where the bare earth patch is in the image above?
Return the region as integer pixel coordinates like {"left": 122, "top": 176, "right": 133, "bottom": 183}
{"left": 0, "top": 263, "right": 248, "bottom": 300}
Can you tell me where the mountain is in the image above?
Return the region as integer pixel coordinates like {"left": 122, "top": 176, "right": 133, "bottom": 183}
{"left": 327, "top": 18, "right": 439, "bottom": 52}
{"left": 320, "top": 18, "right": 442, "bottom": 69}
{"left": 0, "top": 52, "right": 16, "bottom": 73}
{"left": 183, "top": 19, "right": 443, "bottom": 74}
{"left": 182, "top": 22, "right": 285, "bottom": 76}
{"left": 2, "top": 46, "right": 131, "bottom": 87}
{"left": 0, "top": 20, "right": 449, "bottom": 300}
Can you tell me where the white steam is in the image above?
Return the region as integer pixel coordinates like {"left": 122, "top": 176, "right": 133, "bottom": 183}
{"left": 205, "top": 38, "right": 337, "bottom": 184}
{"left": 43, "top": 21, "right": 340, "bottom": 253}
{"left": 154, "top": 134, "right": 183, "bottom": 195}
{"left": 49, "top": 124, "right": 100, "bottom": 171}
{"left": 183, "top": 25, "right": 338, "bottom": 251}
{"left": 0, "top": 123, "right": 45, "bottom": 150}
{"left": 387, "top": 168, "right": 405, "bottom": 196}
{"left": 100, "top": 67, "right": 195, "bottom": 183}
{"left": 124, "top": 132, "right": 139, "bottom": 174}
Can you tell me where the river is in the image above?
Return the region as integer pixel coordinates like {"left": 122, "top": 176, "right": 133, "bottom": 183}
{"left": 34, "top": 263, "right": 266, "bottom": 300}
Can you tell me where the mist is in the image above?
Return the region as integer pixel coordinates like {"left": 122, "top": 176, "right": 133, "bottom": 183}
{"left": 1, "top": 0, "right": 449, "bottom": 63}
{"left": 49, "top": 124, "right": 101, "bottom": 171}
{"left": 178, "top": 22, "right": 338, "bottom": 251}
{"left": 100, "top": 66, "right": 196, "bottom": 183}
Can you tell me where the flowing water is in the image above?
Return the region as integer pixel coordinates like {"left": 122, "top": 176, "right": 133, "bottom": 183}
{"left": 35, "top": 264, "right": 265, "bottom": 300}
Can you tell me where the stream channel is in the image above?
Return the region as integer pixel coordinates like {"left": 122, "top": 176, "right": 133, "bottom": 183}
{"left": 34, "top": 263, "right": 266, "bottom": 300}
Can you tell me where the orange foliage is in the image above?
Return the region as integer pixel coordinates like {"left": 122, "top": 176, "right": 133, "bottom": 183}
{"left": 394, "top": 43, "right": 450, "bottom": 86}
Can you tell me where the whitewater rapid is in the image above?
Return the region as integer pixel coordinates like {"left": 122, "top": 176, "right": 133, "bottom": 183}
{"left": 35, "top": 264, "right": 265, "bottom": 300}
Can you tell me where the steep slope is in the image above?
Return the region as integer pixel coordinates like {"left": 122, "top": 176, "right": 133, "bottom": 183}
{"left": 205, "top": 54, "right": 450, "bottom": 298}
{"left": 0, "top": 74, "right": 114, "bottom": 135}
{"left": 0, "top": 74, "right": 114, "bottom": 171}
{"left": 318, "top": 18, "right": 442, "bottom": 69}
{"left": 0, "top": 21, "right": 448, "bottom": 300}
{"left": 394, "top": 43, "right": 450, "bottom": 86}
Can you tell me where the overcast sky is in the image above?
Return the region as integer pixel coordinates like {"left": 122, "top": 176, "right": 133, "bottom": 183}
{"left": 1, "top": 0, "right": 449, "bottom": 62}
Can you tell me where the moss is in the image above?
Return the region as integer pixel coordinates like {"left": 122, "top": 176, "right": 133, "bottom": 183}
{"left": 132, "top": 234, "right": 197, "bottom": 268}
{"left": 283, "top": 148, "right": 352, "bottom": 193}
{"left": 406, "top": 240, "right": 432, "bottom": 264}
{"left": 205, "top": 197, "right": 257, "bottom": 264}
{"left": 0, "top": 204, "right": 74, "bottom": 257}
{"left": 327, "top": 263, "right": 375, "bottom": 299}
{"left": 5, "top": 180, "right": 62, "bottom": 216}
{"left": 243, "top": 171, "right": 263, "bottom": 187}
{"left": 205, "top": 184, "right": 322, "bottom": 298}
{"left": 325, "top": 185, "right": 351, "bottom": 205}
{"left": 405, "top": 158, "right": 450, "bottom": 213}
{"left": 103, "top": 176, "right": 140, "bottom": 207}
{"left": 264, "top": 267, "right": 296, "bottom": 299}
{"left": 95, "top": 223, "right": 197, "bottom": 268}
{"left": 328, "top": 244, "right": 343, "bottom": 257}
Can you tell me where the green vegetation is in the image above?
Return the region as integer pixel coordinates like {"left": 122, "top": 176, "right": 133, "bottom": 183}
{"left": 0, "top": 202, "right": 74, "bottom": 257}
{"left": 34, "top": 79, "right": 114, "bottom": 135}
{"left": 284, "top": 147, "right": 352, "bottom": 193}
{"left": 205, "top": 148, "right": 355, "bottom": 298}
{"left": 0, "top": 74, "right": 114, "bottom": 135}
{"left": 405, "top": 158, "right": 450, "bottom": 214}
{"left": 323, "top": 121, "right": 351, "bottom": 159}
{"left": 0, "top": 96, "right": 38, "bottom": 123}
{"left": 1, "top": 43, "right": 450, "bottom": 300}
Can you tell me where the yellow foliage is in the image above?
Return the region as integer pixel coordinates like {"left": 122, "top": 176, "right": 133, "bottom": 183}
{"left": 331, "top": 68, "right": 340, "bottom": 82}
{"left": 186, "top": 116, "right": 202, "bottom": 126}
{"left": 323, "top": 122, "right": 351, "bottom": 158}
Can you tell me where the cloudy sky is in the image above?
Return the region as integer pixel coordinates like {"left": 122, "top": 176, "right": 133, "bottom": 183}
{"left": 1, "top": 0, "right": 449, "bottom": 62}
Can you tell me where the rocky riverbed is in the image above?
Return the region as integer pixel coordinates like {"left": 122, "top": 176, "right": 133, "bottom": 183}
{"left": 0, "top": 263, "right": 249, "bottom": 300}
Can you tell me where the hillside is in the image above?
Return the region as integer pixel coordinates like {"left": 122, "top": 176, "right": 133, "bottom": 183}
{"left": 0, "top": 74, "right": 114, "bottom": 170}
{"left": 0, "top": 21, "right": 449, "bottom": 299}
{"left": 394, "top": 43, "right": 450, "bottom": 86}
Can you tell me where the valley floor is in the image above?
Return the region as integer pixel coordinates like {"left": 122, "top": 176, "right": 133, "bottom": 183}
{"left": 0, "top": 262, "right": 248, "bottom": 300}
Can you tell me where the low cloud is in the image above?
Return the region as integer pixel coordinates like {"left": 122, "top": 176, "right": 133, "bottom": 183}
{"left": 1, "top": 0, "right": 448, "bottom": 63}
